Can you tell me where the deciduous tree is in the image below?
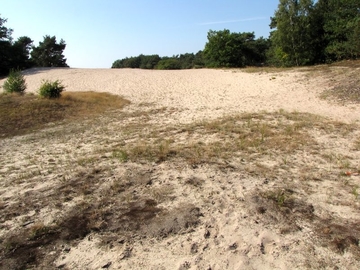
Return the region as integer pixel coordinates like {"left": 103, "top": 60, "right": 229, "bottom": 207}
{"left": 268, "top": 0, "right": 315, "bottom": 66}
{"left": 203, "top": 30, "right": 269, "bottom": 67}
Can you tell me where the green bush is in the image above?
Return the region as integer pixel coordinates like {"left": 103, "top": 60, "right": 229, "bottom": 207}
{"left": 3, "top": 69, "right": 27, "bottom": 94}
{"left": 38, "top": 80, "right": 65, "bottom": 98}
{"left": 156, "top": 58, "right": 181, "bottom": 70}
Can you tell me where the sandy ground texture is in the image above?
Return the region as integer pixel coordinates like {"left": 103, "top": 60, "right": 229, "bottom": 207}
{"left": 20, "top": 67, "right": 360, "bottom": 124}
{"left": 0, "top": 67, "right": 360, "bottom": 269}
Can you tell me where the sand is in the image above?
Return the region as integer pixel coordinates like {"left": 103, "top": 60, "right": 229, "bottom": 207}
{"left": 20, "top": 67, "right": 360, "bottom": 124}
{"left": 0, "top": 67, "right": 359, "bottom": 269}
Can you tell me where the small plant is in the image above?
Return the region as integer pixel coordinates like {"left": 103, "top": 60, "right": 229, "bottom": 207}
{"left": 266, "top": 189, "right": 287, "bottom": 207}
{"left": 112, "top": 149, "right": 128, "bottom": 162}
{"left": 352, "top": 186, "right": 359, "bottom": 200}
{"left": 38, "top": 79, "right": 65, "bottom": 98}
{"left": 275, "top": 190, "right": 286, "bottom": 206}
{"left": 3, "top": 69, "right": 26, "bottom": 94}
{"left": 28, "top": 223, "right": 52, "bottom": 240}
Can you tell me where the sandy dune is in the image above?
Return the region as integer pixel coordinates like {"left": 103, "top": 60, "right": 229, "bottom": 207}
{"left": 17, "top": 67, "right": 360, "bottom": 124}
{"left": 0, "top": 67, "right": 359, "bottom": 269}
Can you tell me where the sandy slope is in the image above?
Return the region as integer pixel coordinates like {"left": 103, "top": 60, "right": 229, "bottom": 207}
{"left": 15, "top": 67, "right": 360, "bottom": 124}
{"left": 0, "top": 67, "right": 359, "bottom": 270}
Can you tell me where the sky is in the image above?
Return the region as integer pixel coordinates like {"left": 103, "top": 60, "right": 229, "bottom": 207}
{"left": 1, "top": 0, "right": 280, "bottom": 68}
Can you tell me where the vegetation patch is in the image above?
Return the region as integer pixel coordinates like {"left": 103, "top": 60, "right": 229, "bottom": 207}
{"left": 115, "top": 111, "right": 351, "bottom": 165}
{"left": 321, "top": 75, "right": 360, "bottom": 104}
{"left": 38, "top": 80, "right": 65, "bottom": 99}
{"left": 2, "top": 69, "right": 26, "bottom": 94}
{"left": 0, "top": 91, "right": 129, "bottom": 138}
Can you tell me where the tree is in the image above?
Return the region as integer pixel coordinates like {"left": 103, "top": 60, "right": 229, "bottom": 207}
{"left": 11, "top": 36, "right": 33, "bottom": 69}
{"left": 317, "top": 0, "right": 360, "bottom": 61}
{"left": 194, "top": 50, "right": 205, "bottom": 68}
{"left": 156, "top": 58, "right": 181, "bottom": 70}
{"left": 0, "top": 16, "right": 13, "bottom": 75}
{"left": 3, "top": 69, "right": 26, "bottom": 94}
{"left": 268, "top": 0, "right": 315, "bottom": 66}
{"left": 139, "top": 54, "right": 161, "bottom": 69}
{"left": 31, "top": 35, "right": 68, "bottom": 67}
{"left": 203, "top": 29, "right": 269, "bottom": 67}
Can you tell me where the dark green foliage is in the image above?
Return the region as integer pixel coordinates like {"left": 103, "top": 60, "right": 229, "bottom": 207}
{"left": 11, "top": 36, "right": 34, "bottom": 69}
{"left": 269, "top": 0, "right": 360, "bottom": 66}
{"left": 111, "top": 59, "right": 123, "bottom": 69}
{"left": 156, "top": 58, "right": 181, "bottom": 70}
{"left": 2, "top": 69, "right": 26, "bottom": 94}
{"left": 320, "top": 0, "right": 360, "bottom": 61}
{"left": 0, "top": 15, "right": 69, "bottom": 75}
{"left": 0, "top": 16, "right": 12, "bottom": 40}
{"left": 268, "top": 0, "right": 315, "bottom": 66}
{"left": 111, "top": 56, "right": 142, "bottom": 68}
{"left": 203, "top": 30, "right": 269, "bottom": 68}
{"left": 139, "top": 54, "right": 161, "bottom": 69}
{"left": 193, "top": 51, "right": 205, "bottom": 68}
{"left": 31, "top": 35, "right": 68, "bottom": 67}
{"left": 0, "top": 16, "right": 14, "bottom": 76}
{"left": 112, "top": 53, "right": 204, "bottom": 70}
{"left": 0, "top": 40, "right": 12, "bottom": 76}
{"left": 38, "top": 80, "right": 65, "bottom": 99}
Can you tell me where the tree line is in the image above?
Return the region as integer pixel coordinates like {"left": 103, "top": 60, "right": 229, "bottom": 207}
{"left": 268, "top": 0, "right": 360, "bottom": 66}
{"left": 111, "top": 52, "right": 205, "bottom": 69}
{"left": 112, "top": 0, "right": 359, "bottom": 69}
{"left": 0, "top": 16, "right": 68, "bottom": 76}
{"left": 1, "top": 0, "right": 358, "bottom": 74}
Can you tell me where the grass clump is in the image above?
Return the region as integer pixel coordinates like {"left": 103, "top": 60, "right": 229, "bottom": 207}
{"left": 38, "top": 79, "right": 65, "bottom": 98}
{"left": 2, "top": 69, "right": 26, "bottom": 94}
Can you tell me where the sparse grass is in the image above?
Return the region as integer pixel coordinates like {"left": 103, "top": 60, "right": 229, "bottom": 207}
{"left": 354, "top": 137, "right": 360, "bottom": 151}
{"left": 302, "top": 60, "right": 360, "bottom": 104}
{"left": 28, "top": 223, "right": 55, "bottom": 240}
{"left": 1, "top": 65, "right": 360, "bottom": 268}
{"left": 112, "top": 149, "right": 129, "bottom": 162}
{"left": 242, "top": 66, "right": 295, "bottom": 73}
{"left": 109, "top": 111, "right": 360, "bottom": 167}
{"left": 321, "top": 76, "right": 360, "bottom": 103}
{"left": 352, "top": 186, "right": 359, "bottom": 200}
{"left": 0, "top": 91, "right": 129, "bottom": 138}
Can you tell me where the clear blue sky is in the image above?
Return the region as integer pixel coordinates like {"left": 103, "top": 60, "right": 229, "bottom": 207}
{"left": 1, "top": 0, "right": 280, "bottom": 68}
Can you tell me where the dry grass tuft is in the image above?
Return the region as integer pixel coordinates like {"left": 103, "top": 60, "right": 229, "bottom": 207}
{"left": 116, "top": 111, "right": 321, "bottom": 165}
{"left": 0, "top": 91, "right": 129, "bottom": 138}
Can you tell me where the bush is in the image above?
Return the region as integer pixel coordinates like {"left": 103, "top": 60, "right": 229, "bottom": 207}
{"left": 38, "top": 80, "right": 65, "bottom": 98}
{"left": 3, "top": 69, "right": 27, "bottom": 94}
{"left": 156, "top": 58, "right": 181, "bottom": 70}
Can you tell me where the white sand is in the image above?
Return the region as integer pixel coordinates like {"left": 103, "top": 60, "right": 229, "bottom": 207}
{"left": 1, "top": 67, "right": 359, "bottom": 269}
{"left": 11, "top": 67, "right": 359, "bottom": 124}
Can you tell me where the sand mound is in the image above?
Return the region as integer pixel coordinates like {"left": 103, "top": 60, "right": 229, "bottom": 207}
{"left": 2, "top": 67, "right": 358, "bottom": 123}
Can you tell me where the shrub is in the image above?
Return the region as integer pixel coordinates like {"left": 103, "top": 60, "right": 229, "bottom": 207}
{"left": 156, "top": 58, "right": 181, "bottom": 70}
{"left": 38, "top": 80, "right": 65, "bottom": 98}
{"left": 3, "top": 69, "right": 27, "bottom": 94}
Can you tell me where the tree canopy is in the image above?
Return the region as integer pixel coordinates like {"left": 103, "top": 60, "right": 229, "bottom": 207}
{"left": 268, "top": 0, "right": 360, "bottom": 66}
{"left": 111, "top": 52, "right": 204, "bottom": 70}
{"left": 203, "top": 30, "right": 269, "bottom": 67}
{"left": 31, "top": 35, "right": 68, "bottom": 67}
{"left": 0, "top": 15, "right": 68, "bottom": 76}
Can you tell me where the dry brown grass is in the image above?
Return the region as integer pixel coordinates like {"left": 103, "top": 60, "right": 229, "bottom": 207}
{"left": 296, "top": 59, "right": 360, "bottom": 104}
{"left": 0, "top": 91, "right": 129, "bottom": 138}
{"left": 114, "top": 111, "right": 355, "bottom": 166}
{"left": 242, "top": 66, "right": 295, "bottom": 73}
{"left": 1, "top": 64, "right": 360, "bottom": 268}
